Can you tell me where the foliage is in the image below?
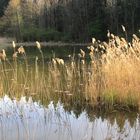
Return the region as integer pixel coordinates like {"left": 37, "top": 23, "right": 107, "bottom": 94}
{"left": 0, "top": 0, "right": 140, "bottom": 42}
{"left": 0, "top": 0, "right": 9, "bottom": 17}
{"left": 88, "top": 19, "right": 105, "bottom": 40}
{"left": 21, "top": 27, "right": 62, "bottom": 42}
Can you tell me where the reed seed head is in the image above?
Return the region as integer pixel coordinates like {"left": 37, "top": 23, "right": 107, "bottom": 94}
{"left": 56, "top": 58, "right": 64, "bottom": 65}
{"left": 12, "top": 41, "right": 16, "bottom": 48}
{"left": 133, "top": 34, "right": 139, "bottom": 42}
{"left": 111, "top": 34, "right": 115, "bottom": 39}
{"left": 36, "top": 41, "right": 41, "bottom": 49}
{"left": 59, "top": 59, "right": 64, "bottom": 65}
{"left": 2, "top": 49, "right": 6, "bottom": 60}
{"left": 71, "top": 61, "right": 74, "bottom": 68}
{"left": 80, "top": 49, "right": 85, "bottom": 57}
{"left": 121, "top": 25, "right": 126, "bottom": 32}
{"left": 52, "top": 58, "right": 57, "bottom": 65}
{"left": 36, "top": 56, "right": 38, "bottom": 61}
{"left": 92, "top": 38, "right": 96, "bottom": 44}
{"left": 88, "top": 46, "right": 94, "bottom": 52}
{"left": 115, "top": 36, "right": 121, "bottom": 46}
{"left": 18, "top": 46, "right": 25, "bottom": 54}
{"left": 107, "top": 30, "right": 110, "bottom": 38}
{"left": 81, "top": 59, "right": 85, "bottom": 65}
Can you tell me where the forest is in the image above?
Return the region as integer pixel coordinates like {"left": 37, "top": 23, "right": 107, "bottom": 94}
{"left": 0, "top": 0, "right": 140, "bottom": 42}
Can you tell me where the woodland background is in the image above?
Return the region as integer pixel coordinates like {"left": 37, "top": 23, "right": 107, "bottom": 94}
{"left": 0, "top": 0, "right": 140, "bottom": 42}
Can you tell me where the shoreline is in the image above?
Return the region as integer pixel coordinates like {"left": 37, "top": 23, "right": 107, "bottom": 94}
{"left": 0, "top": 41, "right": 91, "bottom": 49}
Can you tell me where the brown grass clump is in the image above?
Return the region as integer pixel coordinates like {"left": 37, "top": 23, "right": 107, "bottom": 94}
{"left": 84, "top": 33, "right": 140, "bottom": 111}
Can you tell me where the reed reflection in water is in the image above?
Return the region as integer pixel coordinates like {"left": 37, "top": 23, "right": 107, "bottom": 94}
{"left": 0, "top": 95, "right": 139, "bottom": 140}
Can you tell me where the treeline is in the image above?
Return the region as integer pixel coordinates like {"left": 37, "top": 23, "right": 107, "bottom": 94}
{"left": 0, "top": 0, "right": 140, "bottom": 42}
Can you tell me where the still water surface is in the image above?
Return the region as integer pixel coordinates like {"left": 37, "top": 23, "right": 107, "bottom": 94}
{"left": 0, "top": 95, "right": 139, "bottom": 140}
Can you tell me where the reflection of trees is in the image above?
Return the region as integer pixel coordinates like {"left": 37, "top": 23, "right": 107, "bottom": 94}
{"left": 50, "top": 92, "right": 137, "bottom": 129}
{"left": 27, "top": 81, "right": 138, "bottom": 130}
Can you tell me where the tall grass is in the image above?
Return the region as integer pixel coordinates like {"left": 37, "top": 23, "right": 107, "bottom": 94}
{"left": 0, "top": 34, "right": 140, "bottom": 111}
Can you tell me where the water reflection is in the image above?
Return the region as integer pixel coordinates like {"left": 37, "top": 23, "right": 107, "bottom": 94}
{"left": 0, "top": 95, "right": 139, "bottom": 140}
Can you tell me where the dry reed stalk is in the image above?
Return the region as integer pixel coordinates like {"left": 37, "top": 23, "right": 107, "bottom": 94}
{"left": 0, "top": 34, "right": 139, "bottom": 111}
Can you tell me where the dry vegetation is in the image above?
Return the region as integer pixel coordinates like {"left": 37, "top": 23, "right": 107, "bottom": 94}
{"left": 0, "top": 32, "right": 140, "bottom": 111}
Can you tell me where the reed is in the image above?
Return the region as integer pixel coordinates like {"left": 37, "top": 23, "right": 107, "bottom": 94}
{"left": 0, "top": 34, "right": 140, "bottom": 112}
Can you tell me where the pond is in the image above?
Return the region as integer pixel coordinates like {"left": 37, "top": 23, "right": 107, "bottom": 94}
{"left": 0, "top": 41, "right": 140, "bottom": 140}
{"left": 3, "top": 43, "right": 88, "bottom": 60}
{"left": 0, "top": 95, "right": 139, "bottom": 140}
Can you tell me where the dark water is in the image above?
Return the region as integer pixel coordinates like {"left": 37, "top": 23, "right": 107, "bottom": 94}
{"left": 5, "top": 44, "right": 86, "bottom": 59}
{"left": 0, "top": 96, "right": 139, "bottom": 140}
